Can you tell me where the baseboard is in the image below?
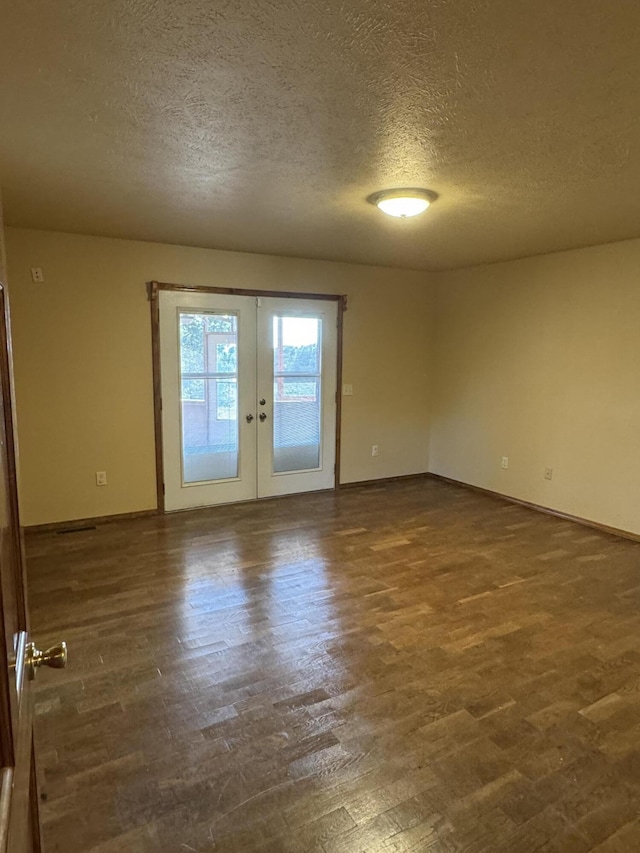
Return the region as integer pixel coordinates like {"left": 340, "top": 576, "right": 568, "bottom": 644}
{"left": 24, "top": 477, "right": 431, "bottom": 530}
{"left": 339, "top": 472, "right": 430, "bottom": 490}
{"left": 24, "top": 508, "right": 158, "bottom": 534}
{"left": 427, "top": 473, "right": 640, "bottom": 544}
{"left": 25, "top": 474, "right": 638, "bottom": 545}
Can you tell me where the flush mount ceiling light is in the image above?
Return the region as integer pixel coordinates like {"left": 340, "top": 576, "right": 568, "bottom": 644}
{"left": 368, "top": 188, "right": 438, "bottom": 218}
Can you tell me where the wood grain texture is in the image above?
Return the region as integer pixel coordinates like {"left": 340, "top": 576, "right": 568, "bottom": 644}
{"left": 334, "top": 295, "right": 346, "bottom": 488}
{"left": 429, "top": 473, "right": 640, "bottom": 544}
{"left": 0, "top": 282, "right": 42, "bottom": 849}
{"left": 27, "top": 477, "right": 640, "bottom": 852}
{"left": 24, "top": 510, "right": 158, "bottom": 535}
{"left": 149, "top": 283, "right": 164, "bottom": 514}
{"left": 152, "top": 282, "right": 344, "bottom": 302}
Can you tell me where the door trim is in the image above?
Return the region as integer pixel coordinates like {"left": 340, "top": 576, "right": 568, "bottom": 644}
{"left": 149, "top": 281, "right": 347, "bottom": 513}
{"left": 0, "top": 282, "right": 44, "bottom": 850}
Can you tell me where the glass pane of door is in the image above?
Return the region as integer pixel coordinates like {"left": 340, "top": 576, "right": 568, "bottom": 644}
{"left": 179, "top": 312, "right": 239, "bottom": 483}
{"left": 272, "top": 316, "right": 322, "bottom": 473}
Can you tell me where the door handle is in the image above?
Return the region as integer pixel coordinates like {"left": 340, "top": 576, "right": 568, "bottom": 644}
{"left": 259, "top": 398, "right": 266, "bottom": 406}
{"left": 246, "top": 414, "right": 255, "bottom": 423}
{"left": 26, "top": 641, "right": 67, "bottom": 681}
{"left": 259, "top": 412, "right": 267, "bottom": 422}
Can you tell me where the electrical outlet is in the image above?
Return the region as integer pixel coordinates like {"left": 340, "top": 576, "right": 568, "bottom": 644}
{"left": 343, "top": 384, "right": 353, "bottom": 396}
{"left": 96, "top": 471, "right": 107, "bottom": 486}
{"left": 30, "top": 267, "right": 44, "bottom": 283}
{"left": 501, "top": 456, "right": 509, "bottom": 469}
{"left": 544, "top": 467, "right": 553, "bottom": 480}
{"left": 371, "top": 445, "right": 379, "bottom": 457}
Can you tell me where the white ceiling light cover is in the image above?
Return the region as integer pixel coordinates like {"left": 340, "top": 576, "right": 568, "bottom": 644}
{"left": 368, "top": 189, "right": 439, "bottom": 218}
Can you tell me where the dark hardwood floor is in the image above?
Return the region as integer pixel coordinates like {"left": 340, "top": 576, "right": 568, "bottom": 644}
{"left": 26, "top": 477, "right": 640, "bottom": 852}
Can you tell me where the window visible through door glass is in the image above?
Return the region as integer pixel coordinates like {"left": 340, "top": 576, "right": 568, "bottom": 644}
{"left": 272, "top": 316, "right": 322, "bottom": 473}
{"left": 179, "top": 312, "right": 239, "bottom": 483}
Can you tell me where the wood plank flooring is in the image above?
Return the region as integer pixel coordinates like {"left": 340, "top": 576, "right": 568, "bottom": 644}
{"left": 26, "top": 477, "right": 640, "bottom": 852}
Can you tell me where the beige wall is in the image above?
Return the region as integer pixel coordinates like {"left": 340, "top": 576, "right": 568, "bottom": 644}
{"left": 6, "top": 228, "right": 433, "bottom": 526}
{"left": 7, "top": 225, "right": 640, "bottom": 535}
{"left": 430, "top": 239, "right": 640, "bottom": 536}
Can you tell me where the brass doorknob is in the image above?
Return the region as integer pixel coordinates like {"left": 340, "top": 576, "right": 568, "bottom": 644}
{"left": 246, "top": 414, "right": 254, "bottom": 423}
{"left": 259, "top": 412, "right": 267, "bottom": 422}
{"left": 26, "top": 641, "right": 68, "bottom": 681}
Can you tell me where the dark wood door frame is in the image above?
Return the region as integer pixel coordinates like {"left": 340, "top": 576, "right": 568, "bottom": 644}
{"left": 148, "top": 281, "right": 347, "bottom": 514}
{"left": 0, "top": 282, "right": 43, "bottom": 852}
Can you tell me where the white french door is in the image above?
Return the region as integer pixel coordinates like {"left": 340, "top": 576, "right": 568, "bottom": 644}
{"left": 159, "top": 290, "right": 337, "bottom": 511}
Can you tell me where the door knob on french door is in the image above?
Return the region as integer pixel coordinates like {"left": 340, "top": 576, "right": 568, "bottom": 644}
{"left": 26, "top": 640, "right": 67, "bottom": 681}
{"left": 259, "top": 398, "right": 266, "bottom": 406}
{"left": 246, "top": 414, "right": 255, "bottom": 423}
{"left": 259, "top": 412, "right": 267, "bottom": 422}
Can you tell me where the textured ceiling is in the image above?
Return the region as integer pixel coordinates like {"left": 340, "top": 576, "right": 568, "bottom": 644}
{"left": 2, "top": 1, "right": 640, "bottom": 271}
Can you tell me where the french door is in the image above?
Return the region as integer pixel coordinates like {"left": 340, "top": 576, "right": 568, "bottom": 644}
{"left": 159, "top": 290, "right": 338, "bottom": 511}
